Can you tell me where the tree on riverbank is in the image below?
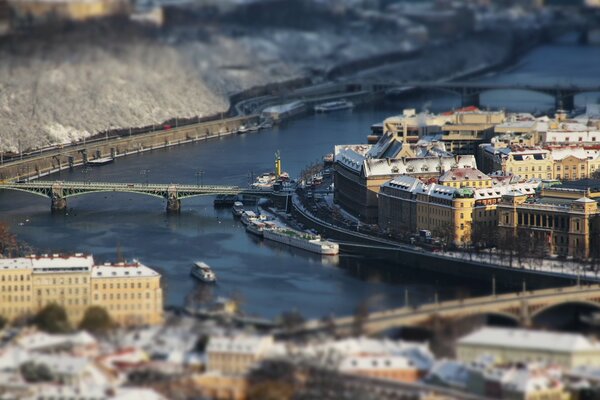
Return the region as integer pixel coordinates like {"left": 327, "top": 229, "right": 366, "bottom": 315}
{"left": 0, "top": 222, "right": 18, "bottom": 257}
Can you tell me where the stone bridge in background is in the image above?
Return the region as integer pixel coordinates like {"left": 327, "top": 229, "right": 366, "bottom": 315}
{"left": 288, "top": 284, "right": 600, "bottom": 337}
{"left": 0, "top": 181, "right": 268, "bottom": 213}
{"left": 366, "top": 81, "right": 600, "bottom": 110}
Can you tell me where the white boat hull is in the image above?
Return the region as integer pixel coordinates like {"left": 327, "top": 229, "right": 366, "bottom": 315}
{"left": 263, "top": 229, "right": 339, "bottom": 255}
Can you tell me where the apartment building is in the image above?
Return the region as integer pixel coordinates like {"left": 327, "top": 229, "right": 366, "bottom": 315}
{"left": 381, "top": 109, "right": 452, "bottom": 143}
{"left": 440, "top": 107, "right": 505, "bottom": 156}
{"left": 438, "top": 167, "right": 492, "bottom": 189}
{"left": 0, "top": 254, "right": 163, "bottom": 326}
{"left": 378, "top": 174, "right": 539, "bottom": 244}
{"left": 333, "top": 136, "right": 476, "bottom": 223}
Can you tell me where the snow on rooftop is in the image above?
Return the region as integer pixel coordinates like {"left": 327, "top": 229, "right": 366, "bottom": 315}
{"left": 207, "top": 335, "right": 274, "bottom": 356}
{"left": 92, "top": 262, "right": 159, "bottom": 279}
{"left": 458, "top": 327, "right": 600, "bottom": 353}
{"left": 0, "top": 255, "right": 159, "bottom": 278}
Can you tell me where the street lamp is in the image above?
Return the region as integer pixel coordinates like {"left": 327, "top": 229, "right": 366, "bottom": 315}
{"left": 140, "top": 169, "right": 150, "bottom": 186}
{"left": 195, "top": 170, "right": 204, "bottom": 186}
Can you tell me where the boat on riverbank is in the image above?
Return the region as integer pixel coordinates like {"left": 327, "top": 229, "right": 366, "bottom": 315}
{"left": 87, "top": 157, "right": 114, "bottom": 166}
{"left": 191, "top": 261, "right": 216, "bottom": 283}
{"left": 232, "top": 201, "right": 244, "bottom": 217}
{"left": 240, "top": 210, "right": 258, "bottom": 225}
{"left": 263, "top": 227, "right": 339, "bottom": 255}
{"left": 261, "top": 101, "right": 306, "bottom": 123}
{"left": 314, "top": 100, "right": 354, "bottom": 113}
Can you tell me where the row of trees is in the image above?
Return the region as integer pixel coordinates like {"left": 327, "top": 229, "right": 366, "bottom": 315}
{"left": 9, "top": 304, "right": 115, "bottom": 334}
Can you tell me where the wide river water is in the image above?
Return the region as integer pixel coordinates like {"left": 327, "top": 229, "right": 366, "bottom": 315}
{"left": 1, "top": 37, "right": 600, "bottom": 319}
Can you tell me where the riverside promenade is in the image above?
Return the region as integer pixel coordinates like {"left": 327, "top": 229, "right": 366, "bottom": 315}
{"left": 291, "top": 193, "right": 598, "bottom": 287}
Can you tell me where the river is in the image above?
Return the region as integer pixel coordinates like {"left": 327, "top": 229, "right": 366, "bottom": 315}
{"left": 1, "top": 37, "right": 599, "bottom": 320}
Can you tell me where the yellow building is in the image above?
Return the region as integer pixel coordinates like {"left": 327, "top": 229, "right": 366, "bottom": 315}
{"left": 334, "top": 139, "right": 477, "bottom": 223}
{"left": 440, "top": 107, "right": 506, "bottom": 155}
{"left": 0, "top": 254, "right": 163, "bottom": 326}
{"left": 382, "top": 109, "right": 452, "bottom": 143}
{"left": 8, "top": 0, "right": 130, "bottom": 25}
{"left": 497, "top": 186, "right": 600, "bottom": 259}
{"left": 438, "top": 167, "right": 492, "bottom": 189}
{"left": 206, "top": 335, "right": 275, "bottom": 376}
{"left": 550, "top": 147, "right": 600, "bottom": 181}
{"left": 378, "top": 175, "right": 539, "bottom": 245}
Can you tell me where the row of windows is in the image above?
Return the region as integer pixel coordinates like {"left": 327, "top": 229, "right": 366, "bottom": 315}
{"left": 509, "top": 165, "right": 551, "bottom": 173}
{"left": 37, "top": 288, "right": 88, "bottom": 296}
{"left": 93, "top": 292, "right": 153, "bottom": 301}
{"left": 2, "top": 285, "right": 30, "bottom": 292}
{"left": 37, "top": 277, "right": 88, "bottom": 285}
{"left": 556, "top": 165, "right": 586, "bottom": 171}
{"left": 0, "top": 275, "right": 30, "bottom": 282}
{"left": 93, "top": 281, "right": 151, "bottom": 290}
{"left": 1, "top": 295, "right": 30, "bottom": 302}
{"left": 104, "top": 303, "right": 154, "bottom": 311}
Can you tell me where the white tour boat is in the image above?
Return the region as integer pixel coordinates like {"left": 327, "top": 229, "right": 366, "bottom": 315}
{"left": 262, "top": 227, "right": 339, "bottom": 255}
{"left": 190, "top": 261, "right": 216, "bottom": 283}
{"left": 314, "top": 100, "right": 354, "bottom": 113}
{"left": 240, "top": 210, "right": 258, "bottom": 226}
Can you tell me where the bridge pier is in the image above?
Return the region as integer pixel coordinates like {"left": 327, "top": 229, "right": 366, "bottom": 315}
{"left": 166, "top": 186, "right": 180, "bottom": 214}
{"left": 51, "top": 183, "right": 67, "bottom": 213}
{"left": 461, "top": 90, "right": 480, "bottom": 108}
{"left": 166, "top": 198, "right": 181, "bottom": 213}
{"left": 51, "top": 196, "right": 67, "bottom": 213}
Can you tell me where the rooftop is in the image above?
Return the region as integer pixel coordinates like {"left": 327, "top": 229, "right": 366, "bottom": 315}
{"left": 439, "top": 167, "right": 491, "bottom": 183}
{"left": 458, "top": 327, "right": 600, "bottom": 353}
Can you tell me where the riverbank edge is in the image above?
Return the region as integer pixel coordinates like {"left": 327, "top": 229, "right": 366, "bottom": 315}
{"left": 290, "top": 194, "right": 587, "bottom": 289}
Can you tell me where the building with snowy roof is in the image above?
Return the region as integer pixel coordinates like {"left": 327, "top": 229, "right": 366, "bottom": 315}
{"left": 497, "top": 183, "right": 600, "bottom": 259}
{"left": 457, "top": 327, "right": 600, "bottom": 369}
{"left": 0, "top": 254, "right": 163, "bottom": 327}
{"left": 378, "top": 173, "right": 540, "bottom": 245}
{"left": 333, "top": 137, "right": 476, "bottom": 223}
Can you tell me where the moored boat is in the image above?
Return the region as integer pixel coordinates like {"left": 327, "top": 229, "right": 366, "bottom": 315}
{"left": 232, "top": 201, "right": 244, "bottom": 217}
{"left": 87, "top": 156, "right": 114, "bottom": 166}
{"left": 190, "top": 261, "right": 216, "bottom": 283}
{"left": 262, "top": 227, "right": 339, "bottom": 255}
{"left": 314, "top": 100, "right": 354, "bottom": 113}
{"left": 240, "top": 210, "right": 258, "bottom": 226}
{"left": 246, "top": 220, "right": 266, "bottom": 237}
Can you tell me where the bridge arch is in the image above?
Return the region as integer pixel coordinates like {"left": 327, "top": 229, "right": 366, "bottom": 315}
{"left": 530, "top": 299, "right": 600, "bottom": 320}
{"left": 451, "top": 310, "right": 520, "bottom": 326}
{"left": 63, "top": 189, "right": 167, "bottom": 201}
{"left": 0, "top": 186, "right": 52, "bottom": 199}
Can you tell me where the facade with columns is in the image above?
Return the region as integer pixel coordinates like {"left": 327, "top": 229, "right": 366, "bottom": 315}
{"left": 497, "top": 188, "right": 600, "bottom": 259}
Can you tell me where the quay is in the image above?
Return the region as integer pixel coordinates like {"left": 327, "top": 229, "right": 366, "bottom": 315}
{"left": 0, "top": 114, "right": 259, "bottom": 183}
{"left": 290, "top": 194, "right": 596, "bottom": 288}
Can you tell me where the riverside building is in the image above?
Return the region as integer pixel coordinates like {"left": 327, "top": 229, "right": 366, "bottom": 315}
{"left": 0, "top": 254, "right": 163, "bottom": 326}
{"left": 497, "top": 184, "right": 600, "bottom": 259}
{"left": 333, "top": 133, "right": 477, "bottom": 223}
{"left": 378, "top": 172, "right": 539, "bottom": 245}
